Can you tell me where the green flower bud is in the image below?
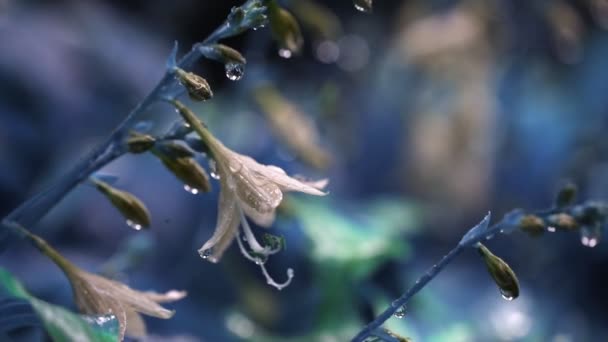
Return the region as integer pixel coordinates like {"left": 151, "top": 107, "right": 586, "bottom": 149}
{"left": 152, "top": 141, "right": 211, "bottom": 194}
{"left": 477, "top": 243, "right": 520, "bottom": 301}
{"left": 199, "top": 44, "right": 246, "bottom": 65}
{"left": 160, "top": 156, "right": 212, "bottom": 194}
{"left": 126, "top": 132, "right": 156, "bottom": 154}
{"left": 93, "top": 179, "right": 151, "bottom": 230}
{"left": 518, "top": 215, "right": 545, "bottom": 237}
{"left": 555, "top": 182, "right": 577, "bottom": 208}
{"left": 546, "top": 213, "right": 578, "bottom": 231}
{"left": 268, "top": 1, "right": 304, "bottom": 58}
{"left": 174, "top": 68, "right": 213, "bottom": 101}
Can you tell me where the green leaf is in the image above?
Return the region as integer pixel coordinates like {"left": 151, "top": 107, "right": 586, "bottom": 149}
{"left": 292, "top": 197, "right": 417, "bottom": 279}
{"left": 0, "top": 268, "right": 118, "bottom": 342}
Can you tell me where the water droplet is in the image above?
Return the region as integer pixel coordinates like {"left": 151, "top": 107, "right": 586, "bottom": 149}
{"left": 225, "top": 63, "right": 244, "bottom": 81}
{"left": 547, "top": 226, "right": 556, "bottom": 233}
{"left": 199, "top": 248, "right": 214, "bottom": 260}
{"left": 353, "top": 0, "right": 372, "bottom": 13}
{"left": 183, "top": 184, "right": 199, "bottom": 195}
{"left": 393, "top": 305, "right": 407, "bottom": 319}
{"left": 126, "top": 219, "right": 142, "bottom": 231}
{"left": 580, "top": 226, "right": 601, "bottom": 248}
{"left": 209, "top": 160, "right": 220, "bottom": 179}
{"left": 501, "top": 289, "right": 515, "bottom": 301}
{"left": 278, "top": 48, "right": 292, "bottom": 59}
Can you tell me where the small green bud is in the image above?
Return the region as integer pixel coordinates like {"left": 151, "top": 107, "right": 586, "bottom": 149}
{"left": 353, "top": 0, "right": 373, "bottom": 13}
{"left": 152, "top": 142, "right": 211, "bottom": 194}
{"left": 174, "top": 68, "right": 213, "bottom": 101}
{"left": 268, "top": 2, "right": 303, "bottom": 58}
{"left": 199, "top": 44, "right": 246, "bottom": 65}
{"left": 555, "top": 182, "right": 577, "bottom": 208}
{"left": 477, "top": 243, "right": 520, "bottom": 301}
{"left": 518, "top": 215, "right": 545, "bottom": 236}
{"left": 155, "top": 141, "right": 195, "bottom": 159}
{"left": 93, "top": 179, "right": 151, "bottom": 230}
{"left": 126, "top": 132, "right": 156, "bottom": 154}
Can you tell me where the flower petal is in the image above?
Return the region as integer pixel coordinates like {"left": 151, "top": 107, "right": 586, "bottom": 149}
{"left": 79, "top": 272, "right": 175, "bottom": 319}
{"left": 198, "top": 177, "right": 240, "bottom": 262}
{"left": 125, "top": 309, "right": 147, "bottom": 338}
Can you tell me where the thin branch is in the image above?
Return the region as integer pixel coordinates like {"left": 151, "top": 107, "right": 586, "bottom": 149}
{"left": 351, "top": 200, "right": 608, "bottom": 342}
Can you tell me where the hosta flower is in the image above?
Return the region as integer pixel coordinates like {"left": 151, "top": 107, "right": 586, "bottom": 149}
{"left": 25, "top": 232, "right": 186, "bottom": 340}
{"left": 172, "top": 100, "right": 327, "bottom": 289}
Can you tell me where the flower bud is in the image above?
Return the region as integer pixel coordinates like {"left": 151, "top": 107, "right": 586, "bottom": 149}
{"left": 199, "top": 44, "right": 246, "bottom": 65}
{"left": 152, "top": 142, "right": 211, "bottom": 194}
{"left": 477, "top": 243, "right": 520, "bottom": 300}
{"left": 518, "top": 215, "right": 545, "bottom": 237}
{"left": 93, "top": 179, "right": 151, "bottom": 229}
{"left": 268, "top": 2, "right": 304, "bottom": 57}
{"left": 126, "top": 132, "right": 156, "bottom": 154}
{"left": 555, "top": 182, "right": 577, "bottom": 208}
{"left": 546, "top": 213, "right": 578, "bottom": 231}
{"left": 174, "top": 68, "right": 213, "bottom": 101}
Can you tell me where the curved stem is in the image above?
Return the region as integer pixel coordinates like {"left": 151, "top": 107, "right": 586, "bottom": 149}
{"left": 352, "top": 245, "right": 464, "bottom": 342}
{"left": 351, "top": 201, "right": 603, "bottom": 342}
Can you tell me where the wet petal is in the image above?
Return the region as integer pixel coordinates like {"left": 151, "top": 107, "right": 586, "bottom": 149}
{"left": 198, "top": 177, "right": 240, "bottom": 262}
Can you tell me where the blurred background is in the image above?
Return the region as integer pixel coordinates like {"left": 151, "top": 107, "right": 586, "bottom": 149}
{"left": 2, "top": 0, "right": 608, "bottom": 341}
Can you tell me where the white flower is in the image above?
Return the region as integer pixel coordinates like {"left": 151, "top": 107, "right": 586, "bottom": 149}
{"left": 173, "top": 100, "right": 327, "bottom": 289}
{"left": 27, "top": 233, "right": 186, "bottom": 340}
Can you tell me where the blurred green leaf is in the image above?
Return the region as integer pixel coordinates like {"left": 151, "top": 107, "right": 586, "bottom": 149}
{"left": 293, "top": 197, "right": 418, "bottom": 278}
{"left": 0, "top": 268, "right": 118, "bottom": 342}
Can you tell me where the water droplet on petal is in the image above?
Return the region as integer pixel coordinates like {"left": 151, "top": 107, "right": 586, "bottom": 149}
{"left": 126, "top": 219, "right": 143, "bottom": 231}
{"left": 199, "top": 248, "right": 215, "bottom": 261}
{"left": 183, "top": 184, "right": 199, "bottom": 194}
{"left": 225, "top": 62, "right": 244, "bottom": 81}
{"left": 278, "top": 48, "right": 293, "bottom": 59}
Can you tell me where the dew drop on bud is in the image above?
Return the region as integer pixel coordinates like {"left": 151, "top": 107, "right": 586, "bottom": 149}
{"left": 500, "top": 289, "right": 515, "bottom": 301}
{"left": 580, "top": 225, "right": 601, "bottom": 248}
{"left": 278, "top": 48, "right": 293, "bottom": 59}
{"left": 225, "top": 62, "right": 244, "bottom": 81}
{"left": 126, "top": 219, "right": 143, "bottom": 231}
{"left": 183, "top": 184, "right": 199, "bottom": 195}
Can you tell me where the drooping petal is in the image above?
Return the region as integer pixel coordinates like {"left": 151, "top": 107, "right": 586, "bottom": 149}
{"left": 77, "top": 272, "right": 175, "bottom": 319}
{"left": 124, "top": 309, "right": 147, "bottom": 338}
{"left": 198, "top": 177, "right": 240, "bottom": 262}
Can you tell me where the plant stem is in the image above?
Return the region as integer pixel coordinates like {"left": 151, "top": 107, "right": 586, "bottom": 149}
{"left": 351, "top": 200, "right": 606, "bottom": 342}
{"left": 351, "top": 245, "right": 464, "bottom": 342}
{"left": 1, "top": 1, "right": 263, "bottom": 243}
